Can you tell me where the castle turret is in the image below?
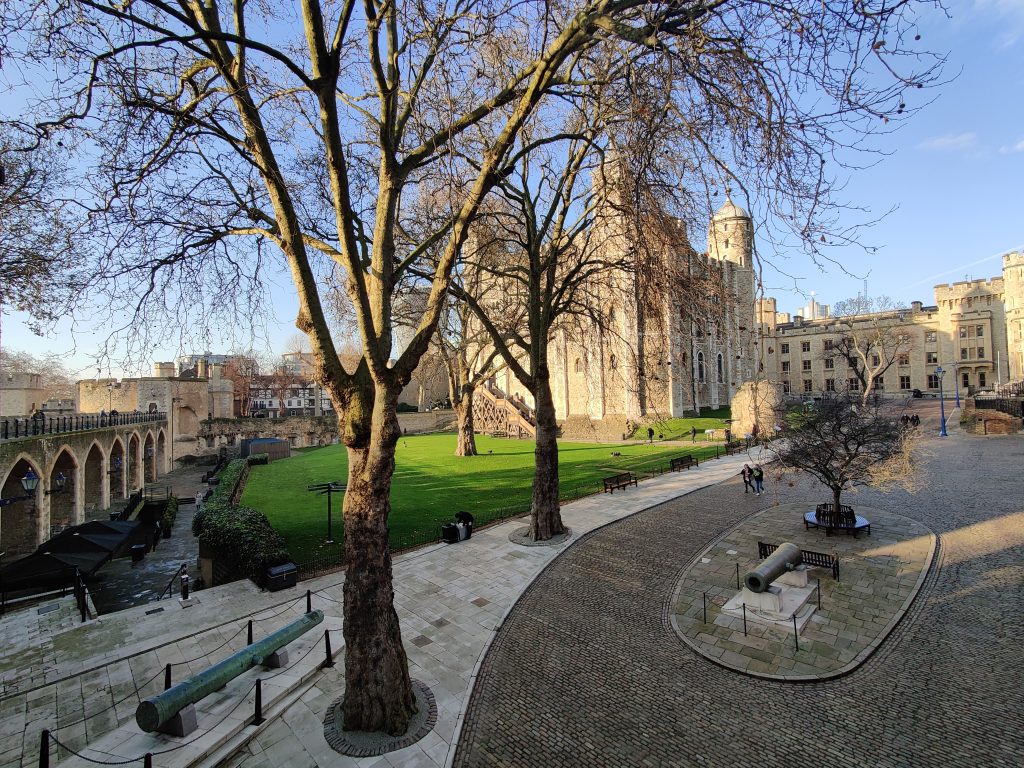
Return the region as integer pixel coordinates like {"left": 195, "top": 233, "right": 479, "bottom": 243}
{"left": 708, "top": 195, "right": 753, "bottom": 268}
{"left": 1003, "top": 250, "right": 1024, "bottom": 381}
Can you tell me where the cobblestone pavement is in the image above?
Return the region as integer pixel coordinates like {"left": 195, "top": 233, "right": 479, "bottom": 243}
{"left": 454, "top": 408, "right": 1024, "bottom": 767}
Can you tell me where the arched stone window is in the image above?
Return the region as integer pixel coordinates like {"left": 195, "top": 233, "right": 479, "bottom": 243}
{"left": 574, "top": 358, "right": 583, "bottom": 373}
{"left": 724, "top": 239, "right": 730, "bottom": 249}
{"left": 717, "top": 354, "right": 724, "bottom": 383}
{"left": 610, "top": 354, "right": 618, "bottom": 370}
{"left": 697, "top": 352, "right": 705, "bottom": 382}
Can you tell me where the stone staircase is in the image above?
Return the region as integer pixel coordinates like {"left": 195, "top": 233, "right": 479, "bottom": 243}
{"left": 473, "top": 385, "right": 537, "bottom": 439}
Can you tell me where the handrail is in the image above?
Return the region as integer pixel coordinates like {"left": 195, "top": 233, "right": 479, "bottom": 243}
{"left": 157, "top": 564, "right": 187, "bottom": 601}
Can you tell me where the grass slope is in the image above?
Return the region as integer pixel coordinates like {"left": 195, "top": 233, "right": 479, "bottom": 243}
{"left": 240, "top": 434, "right": 719, "bottom": 561}
{"left": 630, "top": 407, "right": 732, "bottom": 441}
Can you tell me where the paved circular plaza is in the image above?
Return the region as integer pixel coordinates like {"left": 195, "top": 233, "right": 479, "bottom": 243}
{"left": 454, "top": 422, "right": 1024, "bottom": 767}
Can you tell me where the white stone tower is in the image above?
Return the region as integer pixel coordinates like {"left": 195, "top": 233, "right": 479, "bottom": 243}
{"left": 1002, "top": 250, "right": 1024, "bottom": 382}
{"left": 708, "top": 197, "right": 757, "bottom": 394}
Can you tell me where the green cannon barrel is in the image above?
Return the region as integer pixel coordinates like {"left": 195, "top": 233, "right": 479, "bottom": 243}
{"left": 136, "top": 609, "right": 324, "bottom": 732}
{"left": 743, "top": 543, "right": 802, "bottom": 593}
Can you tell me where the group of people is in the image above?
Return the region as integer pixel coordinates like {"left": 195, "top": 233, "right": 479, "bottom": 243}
{"left": 900, "top": 414, "right": 921, "bottom": 427}
{"left": 741, "top": 464, "right": 765, "bottom": 495}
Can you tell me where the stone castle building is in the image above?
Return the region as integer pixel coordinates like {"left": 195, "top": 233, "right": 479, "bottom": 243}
{"left": 482, "top": 190, "right": 1023, "bottom": 435}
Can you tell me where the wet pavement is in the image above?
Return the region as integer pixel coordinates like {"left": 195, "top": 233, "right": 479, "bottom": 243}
{"left": 86, "top": 466, "right": 212, "bottom": 614}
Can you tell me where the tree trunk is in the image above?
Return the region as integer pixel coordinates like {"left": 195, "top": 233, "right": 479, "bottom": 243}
{"left": 832, "top": 485, "right": 843, "bottom": 510}
{"left": 530, "top": 378, "right": 565, "bottom": 540}
{"left": 341, "top": 382, "right": 416, "bottom": 735}
{"left": 454, "top": 387, "right": 478, "bottom": 456}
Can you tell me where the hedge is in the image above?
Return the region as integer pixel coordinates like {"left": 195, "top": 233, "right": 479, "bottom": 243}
{"left": 193, "top": 456, "right": 291, "bottom": 584}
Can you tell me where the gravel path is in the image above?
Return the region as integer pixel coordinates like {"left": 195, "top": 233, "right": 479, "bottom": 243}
{"left": 454, "top": 410, "right": 1024, "bottom": 767}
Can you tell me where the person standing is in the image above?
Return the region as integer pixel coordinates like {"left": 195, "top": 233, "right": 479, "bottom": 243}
{"left": 647, "top": 426, "right": 655, "bottom": 444}
{"left": 690, "top": 426, "right": 697, "bottom": 443}
{"left": 741, "top": 464, "right": 754, "bottom": 494}
{"left": 753, "top": 465, "right": 765, "bottom": 495}
{"left": 195, "top": 490, "right": 204, "bottom": 511}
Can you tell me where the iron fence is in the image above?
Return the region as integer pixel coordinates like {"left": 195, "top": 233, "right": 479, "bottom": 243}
{"left": 973, "top": 396, "right": 1024, "bottom": 418}
{"left": 0, "top": 412, "right": 166, "bottom": 441}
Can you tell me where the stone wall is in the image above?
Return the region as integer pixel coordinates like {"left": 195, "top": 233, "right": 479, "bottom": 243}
{"left": 558, "top": 414, "right": 632, "bottom": 442}
{"left": 960, "top": 402, "right": 1022, "bottom": 435}
{"left": 729, "top": 381, "right": 784, "bottom": 439}
{"left": 398, "top": 410, "right": 456, "bottom": 434}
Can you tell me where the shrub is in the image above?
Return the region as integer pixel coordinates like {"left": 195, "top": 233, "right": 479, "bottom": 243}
{"left": 396, "top": 402, "right": 418, "bottom": 413}
{"left": 162, "top": 496, "right": 179, "bottom": 528}
{"left": 248, "top": 453, "right": 269, "bottom": 465}
{"left": 192, "top": 455, "right": 292, "bottom": 584}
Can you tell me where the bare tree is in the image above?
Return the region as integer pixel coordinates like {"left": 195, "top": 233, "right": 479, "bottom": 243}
{"left": 773, "top": 395, "right": 917, "bottom": 511}
{"left": 0, "top": 348, "right": 77, "bottom": 402}
{"left": 221, "top": 355, "right": 261, "bottom": 417}
{"left": 4, "top": 0, "right": 941, "bottom": 735}
{"left": 828, "top": 296, "right": 913, "bottom": 405}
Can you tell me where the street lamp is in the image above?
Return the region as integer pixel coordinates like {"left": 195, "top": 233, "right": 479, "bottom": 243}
{"left": 936, "top": 366, "right": 947, "bottom": 437}
{"left": 0, "top": 469, "right": 40, "bottom": 507}
{"left": 953, "top": 363, "right": 961, "bottom": 409}
{"left": 307, "top": 481, "right": 345, "bottom": 544}
{"left": 45, "top": 472, "right": 67, "bottom": 495}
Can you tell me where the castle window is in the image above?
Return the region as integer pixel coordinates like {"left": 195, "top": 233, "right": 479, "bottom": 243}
{"left": 574, "top": 358, "right": 583, "bottom": 373}
{"left": 724, "top": 239, "right": 730, "bottom": 248}
{"left": 610, "top": 355, "right": 618, "bottom": 370}
{"left": 717, "top": 354, "right": 724, "bottom": 383}
{"left": 697, "top": 352, "right": 705, "bottom": 382}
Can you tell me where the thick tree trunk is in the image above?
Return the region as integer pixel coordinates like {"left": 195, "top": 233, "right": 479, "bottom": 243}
{"left": 530, "top": 378, "right": 565, "bottom": 540}
{"left": 832, "top": 485, "right": 843, "bottom": 510}
{"left": 454, "top": 387, "right": 478, "bottom": 456}
{"left": 341, "top": 382, "right": 416, "bottom": 735}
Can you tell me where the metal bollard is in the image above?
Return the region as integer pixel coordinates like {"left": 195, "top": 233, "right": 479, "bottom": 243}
{"left": 323, "top": 629, "right": 335, "bottom": 668}
{"left": 817, "top": 578, "right": 821, "bottom": 609}
{"left": 702, "top": 592, "right": 707, "bottom": 624}
{"left": 252, "top": 679, "right": 265, "bottom": 726}
{"left": 247, "top": 619, "right": 253, "bottom": 645}
{"left": 181, "top": 573, "right": 190, "bottom": 601}
{"left": 306, "top": 590, "right": 312, "bottom": 613}
{"left": 742, "top": 603, "right": 747, "bottom": 636}
{"left": 164, "top": 664, "right": 172, "bottom": 691}
{"left": 793, "top": 615, "right": 799, "bottom": 651}
{"left": 38, "top": 730, "right": 49, "bottom": 768}
{"left": 735, "top": 562, "right": 740, "bottom": 590}
{"left": 144, "top": 753, "right": 153, "bottom": 768}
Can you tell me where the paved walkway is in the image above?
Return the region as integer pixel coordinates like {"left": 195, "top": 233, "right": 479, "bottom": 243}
{"left": 453, "top": 406, "right": 1024, "bottom": 768}
{"left": 0, "top": 444, "right": 763, "bottom": 768}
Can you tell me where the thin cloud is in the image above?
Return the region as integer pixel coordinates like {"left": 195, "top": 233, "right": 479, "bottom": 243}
{"left": 973, "top": 0, "right": 1024, "bottom": 46}
{"left": 998, "top": 138, "right": 1024, "bottom": 154}
{"left": 919, "top": 132, "right": 977, "bottom": 151}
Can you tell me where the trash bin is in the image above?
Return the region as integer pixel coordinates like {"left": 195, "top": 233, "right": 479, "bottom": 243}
{"left": 441, "top": 523, "right": 460, "bottom": 544}
{"left": 454, "top": 511, "right": 474, "bottom": 540}
{"left": 130, "top": 544, "right": 146, "bottom": 563}
{"left": 266, "top": 562, "right": 297, "bottom": 592}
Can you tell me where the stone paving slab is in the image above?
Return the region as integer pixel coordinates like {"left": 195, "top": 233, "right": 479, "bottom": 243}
{"left": 670, "top": 503, "right": 936, "bottom": 678}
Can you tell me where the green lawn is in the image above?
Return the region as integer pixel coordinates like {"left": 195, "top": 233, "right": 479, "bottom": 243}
{"left": 240, "top": 434, "right": 719, "bottom": 561}
{"left": 630, "top": 407, "right": 732, "bottom": 441}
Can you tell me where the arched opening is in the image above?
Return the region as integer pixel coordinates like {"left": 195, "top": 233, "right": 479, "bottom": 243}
{"left": 574, "top": 358, "right": 583, "bottom": 373}
{"left": 127, "top": 433, "right": 142, "bottom": 491}
{"left": 697, "top": 352, "right": 705, "bottom": 382}
{"left": 0, "top": 458, "right": 44, "bottom": 556}
{"left": 109, "top": 439, "right": 126, "bottom": 503}
{"left": 156, "top": 431, "right": 167, "bottom": 476}
{"left": 143, "top": 433, "right": 156, "bottom": 484}
{"left": 176, "top": 404, "right": 199, "bottom": 438}
{"left": 610, "top": 354, "right": 618, "bottom": 370}
{"left": 717, "top": 354, "right": 724, "bottom": 383}
{"left": 83, "top": 443, "right": 105, "bottom": 520}
{"left": 49, "top": 448, "right": 79, "bottom": 533}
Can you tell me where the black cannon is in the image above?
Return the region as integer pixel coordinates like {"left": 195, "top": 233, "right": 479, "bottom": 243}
{"left": 743, "top": 542, "right": 802, "bottom": 593}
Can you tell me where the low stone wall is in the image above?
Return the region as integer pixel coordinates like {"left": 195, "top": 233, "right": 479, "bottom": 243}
{"left": 200, "top": 415, "right": 339, "bottom": 448}
{"left": 398, "top": 410, "right": 456, "bottom": 434}
{"left": 961, "top": 403, "right": 1022, "bottom": 435}
{"left": 558, "top": 414, "right": 632, "bottom": 442}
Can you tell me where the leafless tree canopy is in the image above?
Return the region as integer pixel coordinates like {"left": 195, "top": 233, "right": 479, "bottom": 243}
{"left": 828, "top": 295, "right": 914, "bottom": 404}
{"left": 773, "top": 394, "right": 917, "bottom": 509}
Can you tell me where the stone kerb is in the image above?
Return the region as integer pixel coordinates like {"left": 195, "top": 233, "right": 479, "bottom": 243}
{"left": 670, "top": 503, "right": 936, "bottom": 679}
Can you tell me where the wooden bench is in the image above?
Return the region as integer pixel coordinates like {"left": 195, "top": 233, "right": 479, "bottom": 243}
{"left": 804, "top": 503, "right": 871, "bottom": 537}
{"left": 758, "top": 541, "right": 840, "bottom": 579}
{"left": 669, "top": 455, "right": 698, "bottom": 472}
{"left": 602, "top": 472, "right": 638, "bottom": 493}
{"left": 724, "top": 440, "right": 745, "bottom": 455}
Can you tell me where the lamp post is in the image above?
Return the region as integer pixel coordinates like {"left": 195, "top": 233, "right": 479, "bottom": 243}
{"left": 953, "top": 363, "right": 961, "bottom": 408}
{"left": 936, "top": 366, "right": 947, "bottom": 437}
{"left": 307, "top": 482, "right": 345, "bottom": 544}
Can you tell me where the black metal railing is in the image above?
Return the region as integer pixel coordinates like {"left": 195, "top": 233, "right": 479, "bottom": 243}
{"left": 0, "top": 412, "right": 166, "bottom": 441}
{"left": 157, "top": 564, "right": 188, "bottom": 601}
{"left": 974, "top": 396, "right": 1024, "bottom": 418}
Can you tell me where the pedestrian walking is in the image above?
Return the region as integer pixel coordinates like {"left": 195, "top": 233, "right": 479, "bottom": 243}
{"left": 753, "top": 465, "right": 765, "bottom": 495}
{"left": 195, "top": 490, "right": 204, "bottom": 511}
{"left": 741, "top": 464, "right": 754, "bottom": 494}
{"left": 647, "top": 426, "right": 655, "bottom": 444}
{"left": 690, "top": 426, "right": 697, "bottom": 443}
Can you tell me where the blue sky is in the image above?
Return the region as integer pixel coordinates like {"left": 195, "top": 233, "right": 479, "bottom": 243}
{"left": 3, "top": 0, "right": 1023, "bottom": 377}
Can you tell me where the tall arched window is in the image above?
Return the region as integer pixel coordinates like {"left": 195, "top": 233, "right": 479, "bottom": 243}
{"left": 697, "top": 352, "right": 705, "bottom": 382}
{"left": 717, "top": 354, "right": 724, "bottom": 383}
{"left": 574, "top": 358, "right": 583, "bottom": 373}
{"left": 610, "top": 354, "right": 618, "bottom": 370}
